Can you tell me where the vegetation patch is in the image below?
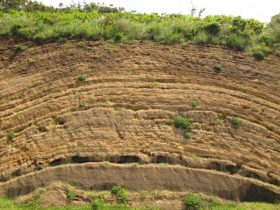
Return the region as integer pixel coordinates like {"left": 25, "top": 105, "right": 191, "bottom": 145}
{"left": 191, "top": 100, "right": 198, "bottom": 108}
{"left": 78, "top": 74, "right": 86, "bottom": 81}
{"left": 230, "top": 117, "right": 241, "bottom": 127}
{"left": 251, "top": 49, "right": 265, "bottom": 60}
{"left": 67, "top": 191, "right": 76, "bottom": 202}
{"left": 183, "top": 193, "right": 202, "bottom": 210}
{"left": 27, "top": 58, "right": 36, "bottom": 65}
{"left": 0, "top": 2, "right": 279, "bottom": 56}
{"left": 14, "top": 44, "right": 28, "bottom": 52}
{"left": 213, "top": 64, "right": 222, "bottom": 73}
{"left": 173, "top": 116, "right": 192, "bottom": 130}
{"left": 183, "top": 131, "right": 192, "bottom": 140}
{"left": 79, "top": 101, "right": 85, "bottom": 108}
{"left": 111, "top": 185, "right": 127, "bottom": 204}
{"left": 6, "top": 131, "right": 15, "bottom": 143}
{"left": 75, "top": 41, "right": 86, "bottom": 49}
{"left": 174, "top": 116, "right": 193, "bottom": 141}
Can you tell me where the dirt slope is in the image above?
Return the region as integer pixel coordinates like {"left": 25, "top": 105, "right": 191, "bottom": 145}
{"left": 0, "top": 40, "right": 279, "bottom": 201}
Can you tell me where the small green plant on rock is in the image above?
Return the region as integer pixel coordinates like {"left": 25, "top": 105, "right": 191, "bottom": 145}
{"left": 111, "top": 185, "right": 127, "bottom": 204}
{"left": 78, "top": 74, "right": 86, "bottom": 81}
{"left": 66, "top": 191, "right": 76, "bottom": 202}
{"left": 91, "top": 198, "right": 104, "bottom": 210}
{"left": 113, "top": 32, "right": 124, "bottom": 43}
{"left": 75, "top": 41, "right": 86, "bottom": 49}
{"left": 140, "top": 191, "right": 148, "bottom": 200}
{"left": 79, "top": 101, "right": 85, "bottom": 108}
{"left": 183, "top": 193, "right": 202, "bottom": 210}
{"left": 230, "top": 117, "right": 241, "bottom": 127}
{"left": 75, "top": 147, "right": 80, "bottom": 156}
{"left": 183, "top": 131, "right": 192, "bottom": 140}
{"left": 213, "top": 63, "right": 222, "bottom": 73}
{"left": 251, "top": 50, "right": 265, "bottom": 60}
{"left": 191, "top": 100, "right": 198, "bottom": 108}
{"left": 15, "top": 44, "right": 28, "bottom": 52}
{"left": 27, "top": 58, "right": 36, "bottom": 65}
{"left": 173, "top": 116, "right": 192, "bottom": 130}
{"left": 6, "top": 131, "right": 15, "bottom": 143}
{"left": 174, "top": 116, "right": 192, "bottom": 141}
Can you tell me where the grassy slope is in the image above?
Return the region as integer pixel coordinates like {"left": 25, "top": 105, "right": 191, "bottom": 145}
{"left": 1, "top": 198, "right": 280, "bottom": 210}
{"left": 0, "top": 10, "right": 278, "bottom": 57}
{"left": 0, "top": 198, "right": 154, "bottom": 210}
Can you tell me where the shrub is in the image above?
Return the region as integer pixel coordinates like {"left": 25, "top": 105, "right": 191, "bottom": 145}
{"left": 203, "top": 22, "right": 221, "bottom": 35}
{"left": 191, "top": 100, "right": 198, "bottom": 108}
{"left": 183, "top": 194, "right": 202, "bottom": 210}
{"left": 140, "top": 191, "right": 148, "bottom": 200}
{"left": 193, "top": 32, "right": 213, "bottom": 44}
{"left": 173, "top": 116, "right": 192, "bottom": 130}
{"left": 27, "top": 58, "right": 36, "bottom": 65}
{"left": 75, "top": 41, "right": 86, "bottom": 49}
{"left": 79, "top": 101, "right": 85, "bottom": 108}
{"left": 66, "top": 191, "right": 76, "bottom": 201}
{"left": 7, "top": 131, "right": 15, "bottom": 142}
{"left": 213, "top": 64, "right": 222, "bottom": 73}
{"left": 225, "top": 34, "right": 247, "bottom": 51}
{"left": 11, "top": 24, "right": 22, "bottom": 39}
{"left": 78, "top": 74, "right": 86, "bottom": 81}
{"left": 111, "top": 185, "right": 127, "bottom": 204}
{"left": 251, "top": 50, "right": 265, "bottom": 60}
{"left": 230, "top": 117, "right": 241, "bottom": 127}
{"left": 91, "top": 198, "right": 104, "bottom": 210}
{"left": 75, "top": 148, "right": 80, "bottom": 156}
{"left": 15, "top": 44, "right": 28, "bottom": 52}
{"left": 113, "top": 32, "right": 124, "bottom": 43}
{"left": 183, "top": 131, "right": 191, "bottom": 140}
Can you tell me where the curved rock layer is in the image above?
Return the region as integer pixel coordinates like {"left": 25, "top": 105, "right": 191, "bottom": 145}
{"left": 0, "top": 40, "right": 280, "bottom": 199}
{"left": 0, "top": 163, "right": 280, "bottom": 203}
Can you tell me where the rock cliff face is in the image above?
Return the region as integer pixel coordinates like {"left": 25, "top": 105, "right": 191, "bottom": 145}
{"left": 0, "top": 40, "right": 279, "bottom": 201}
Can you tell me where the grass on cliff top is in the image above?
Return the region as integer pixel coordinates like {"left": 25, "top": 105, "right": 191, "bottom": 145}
{"left": 0, "top": 198, "right": 155, "bottom": 210}
{"left": 1, "top": 197, "right": 280, "bottom": 210}
{"left": 0, "top": 8, "right": 279, "bottom": 57}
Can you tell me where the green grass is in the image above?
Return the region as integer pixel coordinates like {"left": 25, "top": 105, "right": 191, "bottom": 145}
{"left": 75, "top": 41, "right": 86, "bottom": 49}
{"left": 0, "top": 197, "right": 156, "bottom": 210}
{"left": 66, "top": 191, "right": 76, "bottom": 202}
{"left": 183, "top": 193, "right": 202, "bottom": 210}
{"left": 14, "top": 44, "right": 28, "bottom": 52}
{"left": 111, "top": 185, "right": 127, "bottom": 204}
{"left": 0, "top": 9, "right": 278, "bottom": 56}
{"left": 1, "top": 196, "right": 280, "bottom": 210}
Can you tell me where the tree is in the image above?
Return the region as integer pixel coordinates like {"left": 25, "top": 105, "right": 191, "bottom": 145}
{"left": 0, "top": 0, "right": 28, "bottom": 12}
{"left": 266, "top": 13, "right": 280, "bottom": 44}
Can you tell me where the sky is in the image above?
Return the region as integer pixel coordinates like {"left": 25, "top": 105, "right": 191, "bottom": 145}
{"left": 39, "top": 0, "right": 280, "bottom": 23}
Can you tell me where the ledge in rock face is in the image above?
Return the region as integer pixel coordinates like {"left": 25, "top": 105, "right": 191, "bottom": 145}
{"left": 0, "top": 163, "right": 280, "bottom": 203}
